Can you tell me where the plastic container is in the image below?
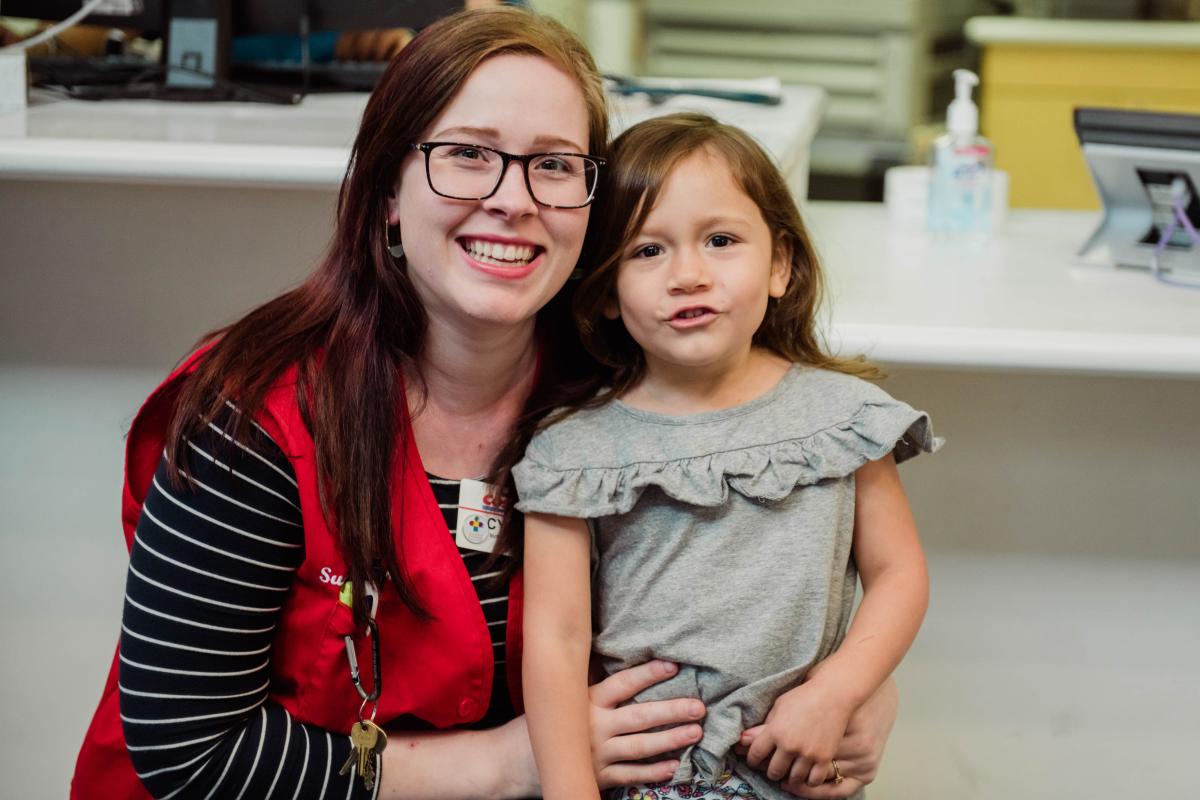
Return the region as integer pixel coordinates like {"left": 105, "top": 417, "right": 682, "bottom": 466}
{"left": 928, "top": 69, "right": 995, "bottom": 236}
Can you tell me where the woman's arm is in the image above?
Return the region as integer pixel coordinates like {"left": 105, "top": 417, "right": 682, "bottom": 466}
{"left": 377, "top": 663, "right": 707, "bottom": 799}
{"left": 120, "top": 414, "right": 373, "bottom": 799}
{"left": 745, "top": 453, "right": 928, "bottom": 788}
{"left": 522, "top": 512, "right": 603, "bottom": 799}
{"left": 376, "top": 716, "right": 537, "bottom": 799}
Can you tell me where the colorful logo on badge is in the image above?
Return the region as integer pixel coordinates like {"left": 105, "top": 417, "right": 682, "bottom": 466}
{"left": 482, "top": 492, "right": 509, "bottom": 514}
{"left": 463, "top": 515, "right": 487, "bottom": 544}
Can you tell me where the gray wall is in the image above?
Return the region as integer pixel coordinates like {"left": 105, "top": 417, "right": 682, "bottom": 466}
{"left": 2, "top": 179, "right": 336, "bottom": 366}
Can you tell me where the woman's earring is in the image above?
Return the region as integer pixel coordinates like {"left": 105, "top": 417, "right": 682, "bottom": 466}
{"left": 385, "top": 221, "right": 404, "bottom": 260}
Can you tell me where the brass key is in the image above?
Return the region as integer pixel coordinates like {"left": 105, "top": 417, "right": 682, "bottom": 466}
{"left": 338, "top": 721, "right": 378, "bottom": 781}
{"left": 362, "top": 723, "right": 388, "bottom": 791}
{"left": 355, "top": 722, "right": 374, "bottom": 778}
{"left": 353, "top": 721, "right": 378, "bottom": 777}
{"left": 360, "top": 747, "right": 377, "bottom": 792}
{"left": 337, "top": 746, "right": 357, "bottom": 779}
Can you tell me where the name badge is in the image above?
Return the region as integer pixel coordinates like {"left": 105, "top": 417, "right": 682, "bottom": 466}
{"left": 455, "top": 478, "right": 509, "bottom": 554}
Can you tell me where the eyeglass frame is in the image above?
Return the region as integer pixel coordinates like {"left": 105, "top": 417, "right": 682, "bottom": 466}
{"left": 411, "top": 141, "right": 607, "bottom": 209}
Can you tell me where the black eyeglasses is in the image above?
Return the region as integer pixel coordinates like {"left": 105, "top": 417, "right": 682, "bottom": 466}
{"left": 412, "top": 142, "right": 605, "bottom": 209}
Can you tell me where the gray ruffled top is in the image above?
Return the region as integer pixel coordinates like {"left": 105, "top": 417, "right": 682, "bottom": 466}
{"left": 513, "top": 365, "right": 940, "bottom": 798}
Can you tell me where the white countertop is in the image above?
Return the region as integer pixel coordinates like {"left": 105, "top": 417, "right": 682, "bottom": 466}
{"left": 0, "top": 91, "right": 364, "bottom": 189}
{"left": 2, "top": 90, "right": 1196, "bottom": 378}
{"left": 965, "top": 16, "right": 1200, "bottom": 48}
{"left": 0, "top": 86, "right": 824, "bottom": 190}
{"left": 807, "top": 202, "right": 1200, "bottom": 378}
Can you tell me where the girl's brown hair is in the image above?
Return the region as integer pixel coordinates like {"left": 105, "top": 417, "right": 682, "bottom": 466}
{"left": 576, "top": 112, "right": 877, "bottom": 399}
{"left": 164, "top": 7, "right": 608, "bottom": 625}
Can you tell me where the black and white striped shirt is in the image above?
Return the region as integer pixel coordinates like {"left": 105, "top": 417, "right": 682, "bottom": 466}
{"left": 118, "top": 410, "right": 512, "bottom": 798}
{"left": 426, "top": 477, "right": 514, "bottom": 729}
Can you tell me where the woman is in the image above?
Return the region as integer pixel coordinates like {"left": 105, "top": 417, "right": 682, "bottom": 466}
{"left": 71, "top": 8, "right": 896, "bottom": 799}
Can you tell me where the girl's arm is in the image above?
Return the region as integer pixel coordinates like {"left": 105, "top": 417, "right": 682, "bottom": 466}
{"left": 746, "top": 452, "right": 928, "bottom": 787}
{"left": 523, "top": 511, "right": 603, "bottom": 800}
{"left": 737, "top": 675, "right": 897, "bottom": 799}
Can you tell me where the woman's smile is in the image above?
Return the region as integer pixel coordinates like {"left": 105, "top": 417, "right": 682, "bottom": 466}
{"left": 458, "top": 234, "right": 545, "bottom": 279}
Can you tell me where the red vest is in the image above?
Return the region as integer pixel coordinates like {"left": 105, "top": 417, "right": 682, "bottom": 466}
{"left": 71, "top": 356, "right": 525, "bottom": 799}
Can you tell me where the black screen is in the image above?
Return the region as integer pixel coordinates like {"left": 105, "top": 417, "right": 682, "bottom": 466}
{"left": 2, "top": 1, "right": 461, "bottom": 37}
{"left": 237, "top": 1, "right": 462, "bottom": 34}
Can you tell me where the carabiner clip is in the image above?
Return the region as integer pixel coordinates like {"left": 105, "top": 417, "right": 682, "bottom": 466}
{"left": 344, "top": 616, "right": 381, "bottom": 719}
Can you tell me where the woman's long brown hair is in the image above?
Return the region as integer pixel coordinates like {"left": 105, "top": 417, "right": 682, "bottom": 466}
{"left": 164, "top": 7, "right": 609, "bottom": 626}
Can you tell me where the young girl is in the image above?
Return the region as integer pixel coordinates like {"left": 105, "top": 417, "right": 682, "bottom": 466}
{"left": 514, "top": 113, "right": 940, "bottom": 800}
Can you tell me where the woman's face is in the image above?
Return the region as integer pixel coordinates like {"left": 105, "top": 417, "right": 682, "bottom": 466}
{"left": 390, "top": 54, "right": 592, "bottom": 336}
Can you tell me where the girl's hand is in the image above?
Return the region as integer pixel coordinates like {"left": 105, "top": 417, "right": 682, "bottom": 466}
{"left": 743, "top": 683, "right": 853, "bottom": 788}
{"left": 589, "top": 660, "right": 707, "bottom": 789}
{"left": 736, "top": 677, "right": 898, "bottom": 798}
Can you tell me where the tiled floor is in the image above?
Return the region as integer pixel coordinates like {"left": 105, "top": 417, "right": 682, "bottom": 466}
{"left": 3, "top": 365, "right": 1198, "bottom": 799}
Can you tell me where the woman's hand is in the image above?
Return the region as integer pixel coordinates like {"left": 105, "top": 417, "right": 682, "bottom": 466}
{"left": 736, "top": 677, "right": 898, "bottom": 798}
{"left": 589, "top": 660, "right": 707, "bottom": 789}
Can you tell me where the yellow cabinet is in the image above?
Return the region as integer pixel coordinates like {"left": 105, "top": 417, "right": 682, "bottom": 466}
{"left": 966, "top": 17, "right": 1200, "bottom": 208}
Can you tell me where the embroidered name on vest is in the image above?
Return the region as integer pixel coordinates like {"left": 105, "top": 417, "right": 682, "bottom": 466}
{"left": 319, "top": 566, "right": 346, "bottom": 587}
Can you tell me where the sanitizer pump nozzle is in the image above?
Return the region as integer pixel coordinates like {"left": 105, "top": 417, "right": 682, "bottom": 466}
{"left": 947, "top": 69, "right": 980, "bottom": 138}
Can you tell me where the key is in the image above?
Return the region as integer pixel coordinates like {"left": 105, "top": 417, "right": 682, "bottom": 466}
{"left": 338, "top": 721, "right": 378, "bottom": 780}
{"left": 372, "top": 724, "right": 388, "bottom": 757}
{"left": 363, "top": 724, "right": 388, "bottom": 791}
{"left": 360, "top": 750, "right": 376, "bottom": 792}
{"left": 353, "top": 721, "right": 379, "bottom": 777}
{"left": 337, "top": 747, "right": 356, "bottom": 779}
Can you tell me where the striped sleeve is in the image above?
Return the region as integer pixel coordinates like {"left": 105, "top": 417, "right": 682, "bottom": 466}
{"left": 118, "top": 409, "right": 376, "bottom": 799}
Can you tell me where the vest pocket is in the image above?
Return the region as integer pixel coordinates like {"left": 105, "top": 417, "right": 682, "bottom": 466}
{"left": 297, "top": 598, "right": 362, "bottom": 732}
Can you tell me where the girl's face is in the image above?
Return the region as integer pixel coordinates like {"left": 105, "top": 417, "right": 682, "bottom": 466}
{"left": 390, "top": 54, "right": 592, "bottom": 337}
{"left": 610, "top": 151, "right": 790, "bottom": 382}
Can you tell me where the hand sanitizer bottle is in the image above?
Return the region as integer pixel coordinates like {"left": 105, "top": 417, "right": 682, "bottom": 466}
{"left": 928, "top": 69, "right": 994, "bottom": 236}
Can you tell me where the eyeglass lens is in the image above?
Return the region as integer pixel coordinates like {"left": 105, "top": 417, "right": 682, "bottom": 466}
{"left": 425, "top": 144, "right": 599, "bottom": 207}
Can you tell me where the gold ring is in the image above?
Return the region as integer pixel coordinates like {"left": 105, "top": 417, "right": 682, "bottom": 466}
{"left": 828, "top": 760, "right": 845, "bottom": 785}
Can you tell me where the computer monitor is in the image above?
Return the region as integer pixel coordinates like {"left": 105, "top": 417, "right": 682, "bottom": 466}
{"left": 229, "top": 1, "right": 463, "bottom": 92}
{"left": 6, "top": 0, "right": 462, "bottom": 97}
{"left": 1075, "top": 107, "right": 1200, "bottom": 273}
{"left": 237, "top": 1, "right": 463, "bottom": 34}
{"left": 1, "top": 0, "right": 459, "bottom": 34}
